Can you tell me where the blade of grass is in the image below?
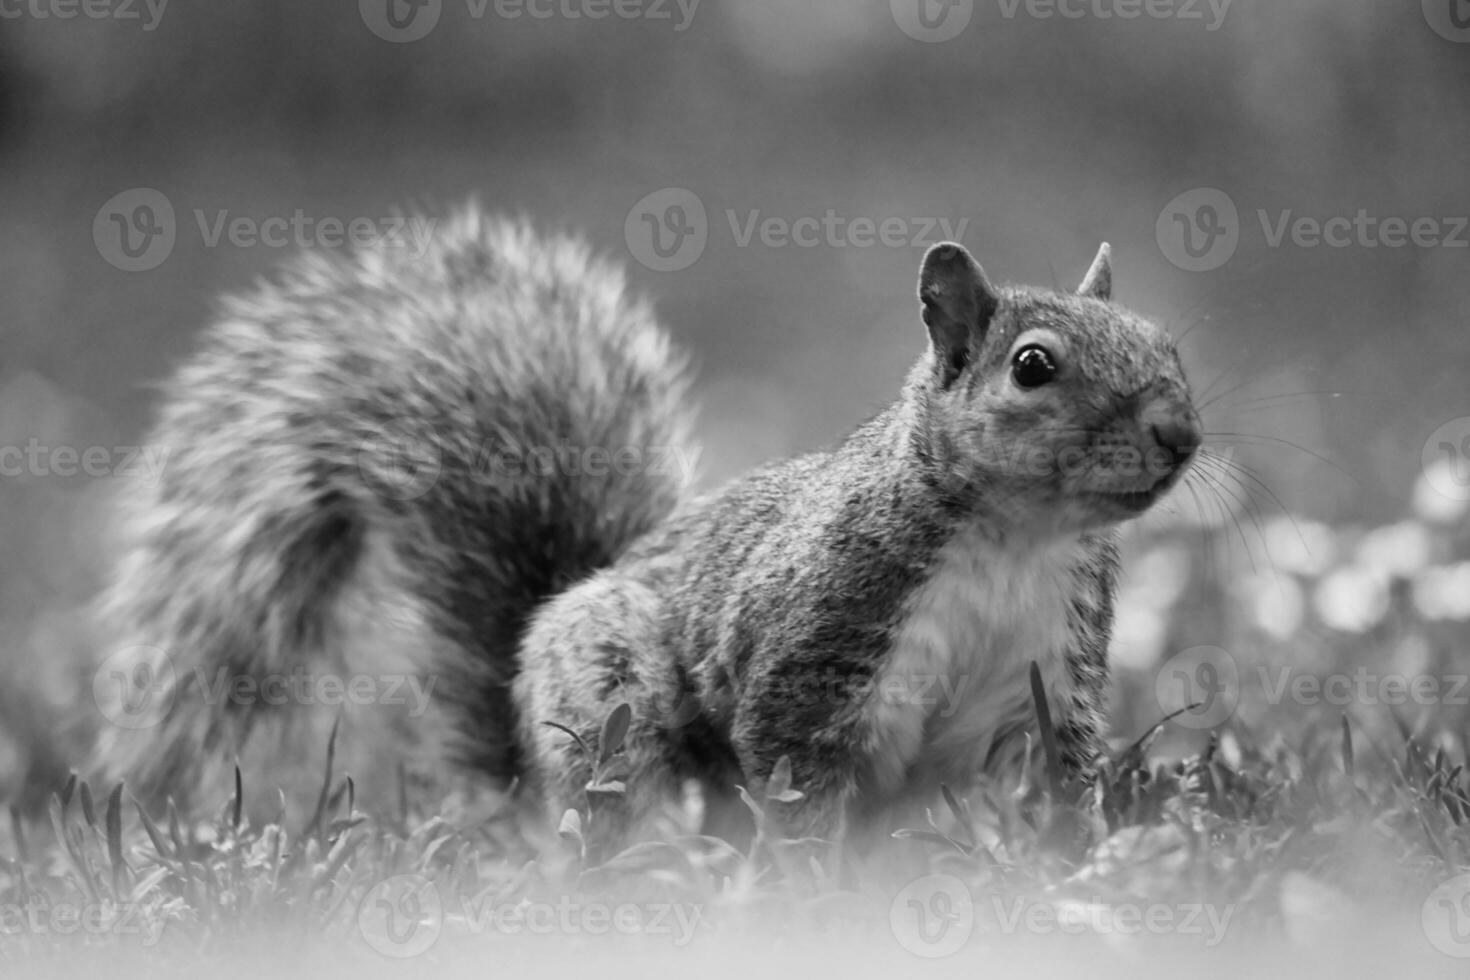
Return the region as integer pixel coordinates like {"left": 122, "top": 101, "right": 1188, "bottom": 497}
{"left": 306, "top": 714, "right": 342, "bottom": 842}
{"left": 106, "top": 783, "right": 127, "bottom": 893}
{"left": 1029, "top": 662, "right": 1064, "bottom": 798}
{"left": 231, "top": 764, "right": 243, "bottom": 834}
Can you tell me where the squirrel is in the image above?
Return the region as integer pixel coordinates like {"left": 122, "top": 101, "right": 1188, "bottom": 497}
{"left": 94, "top": 206, "right": 1200, "bottom": 849}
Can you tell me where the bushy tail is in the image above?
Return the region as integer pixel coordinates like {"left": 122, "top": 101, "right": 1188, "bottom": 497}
{"left": 95, "top": 209, "right": 695, "bottom": 813}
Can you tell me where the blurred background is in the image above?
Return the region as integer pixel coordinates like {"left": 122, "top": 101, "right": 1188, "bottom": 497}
{"left": 0, "top": 0, "right": 1467, "bottom": 801}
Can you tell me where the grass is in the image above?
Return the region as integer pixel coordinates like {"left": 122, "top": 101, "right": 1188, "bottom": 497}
{"left": 4, "top": 668, "right": 1470, "bottom": 980}
{"left": 5, "top": 484, "right": 1470, "bottom": 976}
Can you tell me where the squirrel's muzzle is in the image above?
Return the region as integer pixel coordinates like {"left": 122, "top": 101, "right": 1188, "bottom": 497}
{"left": 1144, "top": 402, "right": 1202, "bottom": 474}
{"left": 1075, "top": 395, "right": 1200, "bottom": 518}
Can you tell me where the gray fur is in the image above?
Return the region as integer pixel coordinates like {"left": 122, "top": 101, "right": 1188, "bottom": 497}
{"left": 98, "top": 218, "right": 1196, "bottom": 851}
{"left": 98, "top": 210, "right": 693, "bottom": 809}
{"left": 516, "top": 241, "right": 1197, "bottom": 847}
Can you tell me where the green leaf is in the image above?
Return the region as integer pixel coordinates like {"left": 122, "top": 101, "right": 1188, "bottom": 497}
{"left": 105, "top": 783, "right": 127, "bottom": 885}
{"left": 600, "top": 703, "right": 633, "bottom": 765}
{"left": 766, "top": 755, "right": 802, "bottom": 802}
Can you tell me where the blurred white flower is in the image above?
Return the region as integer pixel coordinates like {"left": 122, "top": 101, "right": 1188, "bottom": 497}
{"left": 1124, "top": 543, "right": 1192, "bottom": 610}
{"left": 1240, "top": 573, "right": 1304, "bottom": 641}
{"left": 1412, "top": 563, "right": 1470, "bottom": 621}
{"left": 1413, "top": 459, "right": 1470, "bottom": 524}
{"left": 1391, "top": 631, "right": 1432, "bottom": 679}
{"left": 1314, "top": 565, "right": 1390, "bottom": 633}
{"left": 1354, "top": 521, "right": 1433, "bottom": 579}
{"left": 1109, "top": 602, "right": 1167, "bottom": 671}
{"left": 722, "top": 0, "right": 884, "bottom": 77}
{"left": 1261, "top": 516, "right": 1335, "bottom": 576}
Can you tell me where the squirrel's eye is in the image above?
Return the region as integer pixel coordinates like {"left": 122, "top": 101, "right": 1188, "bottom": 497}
{"left": 1011, "top": 346, "right": 1057, "bottom": 388}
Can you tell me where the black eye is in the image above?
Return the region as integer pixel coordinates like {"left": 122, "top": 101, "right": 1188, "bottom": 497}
{"left": 1011, "top": 345, "right": 1057, "bottom": 388}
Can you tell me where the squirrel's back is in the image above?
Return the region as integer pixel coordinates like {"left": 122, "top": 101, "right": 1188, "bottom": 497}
{"left": 97, "top": 209, "right": 695, "bottom": 809}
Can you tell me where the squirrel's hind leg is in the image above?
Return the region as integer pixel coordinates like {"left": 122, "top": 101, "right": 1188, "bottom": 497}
{"left": 514, "top": 572, "right": 694, "bottom": 857}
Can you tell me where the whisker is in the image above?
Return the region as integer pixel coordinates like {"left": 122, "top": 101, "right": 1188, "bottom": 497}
{"left": 1213, "top": 389, "right": 1347, "bottom": 411}
{"left": 1192, "top": 464, "right": 1258, "bottom": 575}
{"left": 1194, "top": 346, "right": 1319, "bottom": 411}
{"left": 1166, "top": 266, "right": 1269, "bottom": 349}
{"left": 1196, "top": 460, "right": 1272, "bottom": 575}
{"left": 1179, "top": 474, "right": 1218, "bottom": 575}
{"left": 1201, "top": 431, "right": 1357, "bottom": 485}
{"left": 1199, "top": 450, "right": 1310, "bottom": 557}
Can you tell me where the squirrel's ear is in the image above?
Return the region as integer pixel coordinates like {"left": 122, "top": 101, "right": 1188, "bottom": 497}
{"left": 919, "top": 242, "right": 999, "bottom": 386}
{"left": 1077, "top": 242, "right": 1112, "bottom": 301}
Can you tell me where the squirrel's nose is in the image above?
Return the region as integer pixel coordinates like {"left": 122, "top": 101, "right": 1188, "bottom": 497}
{"left": 1150, "top": 412, "right": 1202, "bottom": 469}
